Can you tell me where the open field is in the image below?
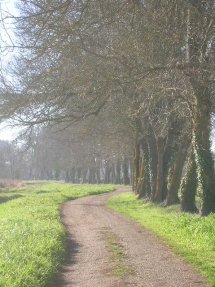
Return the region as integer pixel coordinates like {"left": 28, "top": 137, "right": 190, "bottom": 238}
{"left": 0, "top": 182, "right": 114, "bottom": 287}
{"left": 108, "top": 192, "right": 215, "bottom": 286}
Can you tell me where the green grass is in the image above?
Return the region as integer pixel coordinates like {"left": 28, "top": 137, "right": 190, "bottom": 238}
{"left": 101, "top": 227, "right": 132, "bottom": 277}
{"left": 0, "top": 182, "right": 114, "bottom": 287}
{"left": 108, "top": 192, "right": 215, "bottom": 287}
{"left": 108, "top": 234, "right": 131, "bottom": 276}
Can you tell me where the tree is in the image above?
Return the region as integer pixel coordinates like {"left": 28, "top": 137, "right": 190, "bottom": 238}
{"left": 1, "top": 0, "right": 215, "bottom": 215}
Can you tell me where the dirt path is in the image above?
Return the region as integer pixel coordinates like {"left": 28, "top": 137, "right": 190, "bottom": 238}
{"left": 50, "top": 187, "right": 211, "bottom": 287}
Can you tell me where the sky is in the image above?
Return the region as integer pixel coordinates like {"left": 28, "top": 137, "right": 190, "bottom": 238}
{"left": 0, "top": 127, "right": 16, "bottom": 141}
{"left": 0, "top": 120, "right": 20, "bottom": 141}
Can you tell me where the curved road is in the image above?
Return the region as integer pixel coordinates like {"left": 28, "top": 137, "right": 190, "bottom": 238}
{"left": 50, "top": 187, "right": 211, "bottom": 287}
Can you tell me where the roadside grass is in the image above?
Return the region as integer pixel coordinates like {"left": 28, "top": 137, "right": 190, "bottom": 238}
{"left": 108, "top": 192, "right": 215, "bottom": 287}
{"left": 0, "top": 182, "right": 114, "bottom": 287}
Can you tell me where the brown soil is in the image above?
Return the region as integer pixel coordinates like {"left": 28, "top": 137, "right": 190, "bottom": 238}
{"left": 50, "top": 187, "right": 211, "bottom": 287}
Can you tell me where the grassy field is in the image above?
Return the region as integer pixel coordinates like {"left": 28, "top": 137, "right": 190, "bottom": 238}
{"left": 0, "top": 182, "right": 114, "bottom": 287}
{"left": 108, "top": 192, "right": 215, "bottom": 287}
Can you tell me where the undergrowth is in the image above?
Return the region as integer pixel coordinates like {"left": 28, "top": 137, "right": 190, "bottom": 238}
{"left": 108, "top": 192, "right": 215, "bottom": 287}
{"left": 0, "top": 182, "right": 114, "bottom": 287}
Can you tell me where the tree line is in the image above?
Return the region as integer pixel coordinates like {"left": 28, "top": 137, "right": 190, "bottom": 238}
{"left": 1, "top": 0, "right": 215, "bottom": 215}
{"left": 0, "top": 124, "right": 132, "bottom": 185}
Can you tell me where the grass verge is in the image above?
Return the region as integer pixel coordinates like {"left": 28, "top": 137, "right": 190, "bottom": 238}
{"left": 107, "top": 192, "right": 215, "bottom": 287}
{"left": 0, "top": 182, "right": 114, "bottom": 287}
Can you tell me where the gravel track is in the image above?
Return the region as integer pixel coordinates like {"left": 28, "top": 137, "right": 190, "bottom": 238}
{"left": 50, "top": 187, "right": 211, "bottom": 287}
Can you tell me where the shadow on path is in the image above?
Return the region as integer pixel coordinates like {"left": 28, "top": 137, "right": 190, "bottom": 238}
{"left": 47, "top": 230, "right": 81, "bottom": 287}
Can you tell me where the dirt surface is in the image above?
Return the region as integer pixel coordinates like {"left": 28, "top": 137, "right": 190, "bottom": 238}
{"left": 51, "top": 187, "right": 211, "bottom": 287}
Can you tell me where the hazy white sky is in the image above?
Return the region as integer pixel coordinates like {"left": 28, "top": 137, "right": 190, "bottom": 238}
{"left": 0, "top": 0, "right": 17, "bottom": 11}
{"left": 0, "top": 129, "right": 15, "bottom": 141}
{"left": 0, "top": 123, "right": 17, "bottom": 141}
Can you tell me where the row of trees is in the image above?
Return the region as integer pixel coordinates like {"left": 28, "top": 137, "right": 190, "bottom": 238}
{"left": 23, "top": 123, "right": 132, "bottom": 184}
{"left": 0, "top": 140, "right": 22, "bottom": 180}
{"left": 0, "top": 121, "right": 133, "bottom": 184}
{"left": 1, "top": 1, "right": 215, "bottom": 215}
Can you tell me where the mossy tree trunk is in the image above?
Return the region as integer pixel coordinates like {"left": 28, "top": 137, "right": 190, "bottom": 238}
{"left": 148, "top": 124, "right": 158, "bottom": 200}
{"left": 165, "top": 140, "right": 189, "bottom": 206}
{"left": 136, "top": 156, "right": 144, "bottom": 197}
{"left": 180, "top": 145, "right": 198, "bottom": 213}
{"left": 132, "top": 142, "right": 140, "bottom": 193}
{"left": 129, "top": 158, "right": 132, "bottom": 186}
{"left": 192, "top": 88, "right": 215, "bottom": 215}
{"left": 184, "top": 5, "right": 215, "bottom": 215}
{"left": 137, "top": 142, "right": 151, "bottom": 199}
{"left": 132, "top": 149, "right": 135, "bottom": 191}
{"left": 153, "top": 137, "right": 166, "bottom": 202}
{"left": 162, "top": 124, "right": 179, "bottom": 201}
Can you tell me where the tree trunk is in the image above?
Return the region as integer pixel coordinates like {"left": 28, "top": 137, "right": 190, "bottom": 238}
{"left": 162, "top": 125, "right": 177, "bottom": 201}
{"left": 180, "top": 145, "right": 198, "bottom": 213}
{"left": 185, "top": 5, "right": 215, "bottom": 215}
{"left": 49, "top": 170, "right": 53, "bottom": 180}
{"left": 82, "top": 168, "right": 87, "bottom": 183}
{"left": 136, "top": 156, "right": 144, "bottom": 198}
{"left": 54, "top": 169, "right": 60, "bottom": 181}
{"left": 148, "top": 127, "right": 158, "bottom": 200}
{"left": 110, "top": 163, "right": 115, "bottom": 184}
{"left": 129, "top": 157, "right": 132, "bottom": 185}
{"left": 132, "top": 142, "right": 140, "bottom": 193}
{"left": 65, "top": 171, "right": 70, "bottom": 182}
{"left": 104, "top": 162, "right": 110, "bottom": 184}
{"left": 70, "top": 167, "right": 76, "bottom": 183}
{"left": 122, "top": 157, "right": 130, "bottom": 185}
{"left": 88, "top": 168, "right": 96, "bottom": 184}
{"left": 193, "top": 97, "right": 215, "bottom": 215}
{"left": 132, "top": 149, "right": 136, "bottom": 191}
{"left": 165, "top": 140, "right": 188, "bottom": 206}
{"left": 96, "top": 167, "right": 101, "bottom": 184}
{"left": 136, "top": 141, "right": 150, "bottom": 199}
{"left": 153, "top": 137, "right": 166, "bottom": 202}
{"left": 75, "top": 168, "right": 81, "bottom": 183}
{"left": 115, "top": 159, "right": 121, "bottom": 184}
